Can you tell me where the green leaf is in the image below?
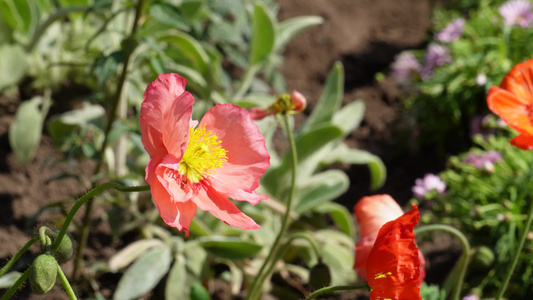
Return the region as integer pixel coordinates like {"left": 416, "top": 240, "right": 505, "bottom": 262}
{"left": 165, "top": 254, "right": 188, "bottom": 300}
{"left": 0, "top": 44, "right": 28, "bottom": 91}
{"left": 322, "top": 143, "right": 386, "bottom": 190}
{"left": 149, "top": 2, "right": 190, "bottom": 31}
{"left": 108, "top": 239, "right": 166, "bottom": 272}
{"left": 113, "top": 245, "right": 172, "bottom": 300}
{"left": 95, "top": 51, "right": 124, "bottom": 87}
{"left": 332, "top": 99, "right": 365, "bottom": 137}
{"left": 294, "top": 170, "right": 349, "bottom": 214}
{"left": 301, "top": 62, "right": 344, "bottom": 132}
{"left": 0, "top": 272, "right": 21, "bottom": 289}
{"left": 9, "top": 96, "right": 50, "bottom": 164}
{"left": 198, "top": 238, "right": 262, "bottom": 259}
{"left": 190, "top": 282, "right": 211, "bottom": 300}
{"left": 181, "top": 0, "right": 204, "bottom": 20}
{"left": 249, "top": 2, "right": 276, "bottom": 65}
{"left": 0, "top": 0, "right": 38, "bottom": 35}
{"left": 275, "top": 16, "right": 323, "bottom": 51}
{"left": 315, "top": 203, "right": 355, "bottom": 237}
{"left": 160, "top": 31, "right": 210, "bottom": 77}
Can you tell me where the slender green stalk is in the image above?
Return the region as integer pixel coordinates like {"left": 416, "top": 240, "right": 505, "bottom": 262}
{"left": 0, "top": 268, "right": 30, "bottom": 300}
{"left": 53, "top": 183, "right": 150, "bottom": 253}
{"left": 494, "top": 197, "right": 533, "bottom": 300}
{"left": 0, "top": 237, "right": 38, "bottom": 277}
{"left": 414, "top": 224, "right": 471, "bottom": 300}
{"left": 258, "top": 232, "right": 322, "bottom": 293}
{"left": 246, "top": 115, "right": 298, "bottom": 300}
{"left": 74, "top": 0, "right": 145, "bottom": 281}
{"left": 57, "top": 266, "right": 77, "bottom": 300}
{"left": 304, "top": 284, "right": 369, "bottom": 300}
{"left": 234, "top": 64, "right": 261, "bottom": 100}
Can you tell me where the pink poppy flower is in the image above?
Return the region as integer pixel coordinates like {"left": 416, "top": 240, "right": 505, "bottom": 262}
{"left": 354, "top": 194, "right": 425, "bottom": 284}
{"left": 141, "top": 73, "right": 270, "bottom": 235}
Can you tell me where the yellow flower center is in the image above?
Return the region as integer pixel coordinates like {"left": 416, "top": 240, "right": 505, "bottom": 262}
{"left": 178, "top": 125, "right": 227, "bottom": 183}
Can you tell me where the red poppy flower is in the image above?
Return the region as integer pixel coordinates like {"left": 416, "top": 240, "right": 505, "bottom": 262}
{"left": 365, "top": 204, "right": 422, "bottom": 300}
{"left": 487, "top": 59, "right": 533, "bottom": 150}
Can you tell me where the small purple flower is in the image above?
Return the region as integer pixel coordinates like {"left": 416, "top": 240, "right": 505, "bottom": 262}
{"left": 462, "top": 151, "right": 503, "bottom": 170}
{"left": 390, "top": 52, "right": 421, "bottom": 84}
{"left": 499, "top": 0, "right": 533, "bottom": 27}
{"left": 463, "top": 295, "right": 480, "bottom": 300}
{"left": 420, "top": 44, "right": 452, "bottom": 80}
{"left": 412, "top": 174, "right": 446, "bottom": 199}
{"left": 434, "top": 18, "right": 466, "bottom": 43}
{"left": 476, "top": 73, "right": 487, "bottom": 86}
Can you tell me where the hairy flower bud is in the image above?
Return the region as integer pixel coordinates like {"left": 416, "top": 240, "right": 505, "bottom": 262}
{"left": 469, "top": 246, "right": 495, "bottom": 271}
{"left": 53, "top": 234, "right": 73, "bottom": 264}
{"left": 30, "top": 254, "right": 58, "bottom": 294}
{"left": 309, "top": 263, "right": 331, "bottom": 289}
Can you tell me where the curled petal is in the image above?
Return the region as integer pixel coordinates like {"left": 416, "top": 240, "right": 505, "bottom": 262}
{"left": 354, "top": 195, "right": 404, "bottom": 280}
{"left": 367, "top": 204, "right": 421, "bottom": 300}
{"left": 161, "top": 92, "right": 194, "bottom": 158}
{"left": 155, "top": 154, "right": 200, "bottom": 203}
{"left": 146, "top": 156, "right": 197, "bottom": 235}
{"left": 200, "top": 104, "right": 270, "bottom": 205}
{"left": 194, "top": 181, "right": 260, "bottom": 230}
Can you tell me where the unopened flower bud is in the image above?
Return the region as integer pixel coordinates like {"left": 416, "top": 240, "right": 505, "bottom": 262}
{"left": 53, "top": 234, "right": 73, "bottom": 264}
{"left": 30, "top": 254, "right": 58, "bottom": 294}
{"left": 469, "top": 246, "right": 494, "bottom": 271}
{"left": 290, "top": 90, "right": 306, "bottom": 113}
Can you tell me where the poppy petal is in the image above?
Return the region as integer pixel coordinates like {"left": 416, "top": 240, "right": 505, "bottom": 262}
{"left": 200, "top": 104, "right": 270, "bottom": 205}
{"left": 194, "top": 181, "right": 260, "bottom": 230}
{"left": 487, "top": 86, "right": 533, "bottom": 135}
{"left": 510, "top": 134, "right": 533, "bottom": 150}
{"left": 367, "top": 204, "right": 421, "bottom": 300}
{"left": 155, "top": 154, "right": 200, "bottom": 203}
{"left": 500, "top": 59, "right": 533, "bottom": 101}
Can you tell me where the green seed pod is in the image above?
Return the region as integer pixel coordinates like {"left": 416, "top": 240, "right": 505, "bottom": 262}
{"left": 30, "top": 254, "right": 58, "bottom": 295}
{"left": 309, "top": 263, "right": 331, "bottom": 290}
{"left": 470, "top": 246, "right": 495, "bottom": 271}
{"left": 53, "top": 234, "right": 73, "bottom": 264}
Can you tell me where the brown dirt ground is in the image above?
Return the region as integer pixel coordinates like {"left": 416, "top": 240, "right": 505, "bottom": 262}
{"left": 0, "top": 0, "right": 460, "bottom": 299}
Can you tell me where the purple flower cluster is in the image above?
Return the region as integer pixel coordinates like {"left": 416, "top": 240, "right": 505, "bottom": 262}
{"left": 390, "top": 52, "right": 421, "bottom": 84}
{"left": 499, "top": 0, "right": 533, "bottom": 27}
{"left": 462, "top": 151, "right": 503, "bottom": 171}
{"left": 420, "top": 44, "right": 452, "bottom": 80}
{"left": 462, "top": 295, "right": 480, "bottom": 300}
{"left": 412, "top": 174, "right": 446, "bottom": 199}
{"left": 434, "top": 18, "right": 465, "bottom": 43}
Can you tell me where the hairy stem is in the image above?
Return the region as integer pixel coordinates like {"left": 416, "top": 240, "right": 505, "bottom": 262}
{"left": 414, "top": 224, "right": 471, "bottom": 300}
{"left": 57, "top": 265, "right": 77, "bottom": 300}
{"left": 246, "top": 115, "right": 298, "bottom": 300}
{"left": 0, "top": 237, "right": 37, "bottom": 278}
{"left": 304, "top": 284, "right": 369, "bottom": 300}
{"left": 0, "top": 268, "right": 30, "bottom": 300}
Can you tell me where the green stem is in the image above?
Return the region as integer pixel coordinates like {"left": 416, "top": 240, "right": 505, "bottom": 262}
{"left": 0, "top": 268, "right": 30, "bottom": 300}
{"left": 53, "top": 183, "right": 150, "bottom": 253}
{"left": 246, "top": 115, "right": 298, "bottom": 300}
{"left": 414, "top": 224, "right": 471, "bottom": 300}
{"left": 494, "top": 197, "right": 533, "bottom": 300}
{"left": 234, "top": 64, "right": 261, "bottom": 100}
{"left": 304, "top": 284, "right": 369, "bottom": 300}
{"left": 74, "top": 0, "right": 145, "bottom": 281}
{"left": 0, "top": 237, "right": 37, "bottom": 278}
{"left": 258, "top": 232, "right": 322, "bottom": 293}
{"left": 57, "top": 266, "right": 77, "bottom": 300}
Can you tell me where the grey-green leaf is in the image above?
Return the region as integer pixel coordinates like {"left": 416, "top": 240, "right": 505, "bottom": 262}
{"left": 301, "top": 62, "right": 344, "bottom": 132}
{"left": 0, "top": 44, "right": 28, "bottom": 91}
{"left": 0, "top": 272, "right": 21, "bottom": 289}
{"left": 249, "top": 2, "right": 276, "bottom": 65}
{"left": 9, "top": 96, "right": 49, "bottom": 164}
{"left": 275, "top": 16, "right": 323, "bottom": 52}
{"left": 315, "top": 203, "right": 355, "bottom": 237}
{"left": 165, "top": 254, "right": 187, "bottom": 300}
{"left": 198, "top": 238, "right": 262, "bottom": 259}
{"left": 294, "top": 170, "right": 349, "bottom": 214}
{"left": 113, "top": 245, "right": 172, "bottom": 300}
{"left": 149, "top": 2, "right": 190, "bottom": 31}
{"left": 332, "top": 99, "right": 365, "bottom": 137}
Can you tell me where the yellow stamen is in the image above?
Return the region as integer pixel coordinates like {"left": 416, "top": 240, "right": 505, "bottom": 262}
{"left": 373, "top": 272, "right": 392, "bottom": 279}
{"left": 178, "top": 125, "right": 227, "bottom": 183}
